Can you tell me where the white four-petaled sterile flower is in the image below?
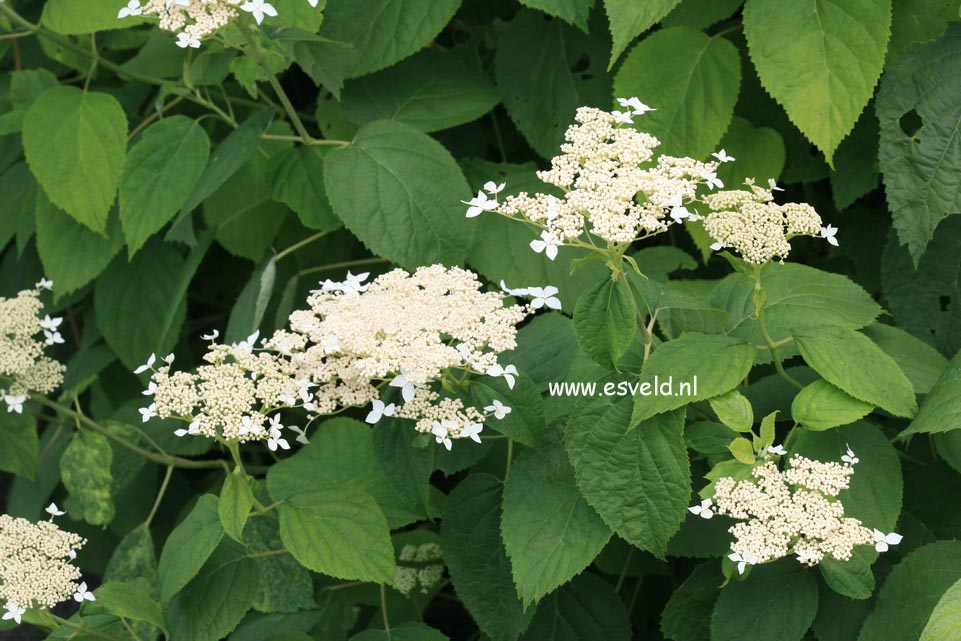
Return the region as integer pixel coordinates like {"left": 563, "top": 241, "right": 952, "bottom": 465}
{"left": 688, "top": 498, "right": 714, "bottom": 519}
{"left": 307, "top": 0, "right": 320, "bottom": 6}
{"left": 710, "top": 241, "right": 724, "bottom": 251}
{"left": 483, "top": 181, "right": 506, "bottom": 195}
{"left": 701, "top": 171, "right": 724, "bottom": 190}
{"left": 134, "top": 353, "right": 156, "bottom": 374}
{"left": 796, "top": 548, "right": 820, "bottom": 565}
{"left": 616, "top": 97, "right": 655, "bottom": 115}
{"left": 499, "top": 280, "right": 530, "bottom": 297}
{"left": 201, "top": 330, "right": 220, "bottom": 342}
{"left": 166, "top": 0, "right": 190, "bottom": 6}
{"left": 45, "top": 502, "right": 65, "bottom": 517}
{"left": 768, "top": 178, "right": 784, "bottom": 192}
{"left": 238, "top": 415, "right": 258, "bottom": 437}
{"left": 766, "top": 444, "right": 787, "bottom": 456}
{"left": 663, "top": 193, "right": 692, "bottom": 223}
{"left": 73, "top": 582, "right": 95, "bottom": 603}
{"left": 139, "top": 403, "right": 157, "bottom": 423}
{"left": 728, "top": 551, "right": 758, "bottom": 575}
{"left": 142, "top": 381, "right": 158, "bottom": 396}
{"left": 174, "top": 420, "right": 201, "bottom": 438}
{"left": 712, "top": 149, "right": 735, "bottom": 163}
{"left": 2, "top": 602, "right": 25, "bottom": 625}
{"left": 431, "top": 421, "right": 454, "bottom": 451}
{"left": 39, "top": 315, "right": 62, "bottom": 331}
{"left": 176, "top": 32, "right": 201, "bottom": 49}
{"left": 365, "top": 399, "right": 396, "bottom": 424}
{"left": 44, "top": 330, "right": 65, "bottom": 346}
{"left": 461, "top": 421, "right": 483, "bottom": 444}
{"left": 241, "top": 0, "right": 278, "bottom": 25}
{"left": 611, "top": 110, "right": 634, "bottom": 125}
{"left": 321, "top": 335, "right": 341, "bottom": 354}
{"left": 236, "top": 331, "right": 260, "bottom": 354}
{"left": 484, "top": 399, "right": 511, "bottom": 420}
{"left": 486, "top": 364, "right": 518, "bottom": 389}
{"left": 36, "top": 278, "right": 54, "bottom": 291}
{"left": 4, "top": 395, "right": 26, "bottom": 414}
{"left": 873, "top": 529, "right": 902, "bottom": 553}
{"left": 527, "top": 286, "right": 562, "bottom": 310}
{"left": 462, "top": 190, "right": 499, "bottom": 218}
{"left": 821, "top": 224, "right": 839, "bottom": 247}
{"left": 390, "top": 371, "right": 417, "bottom": 403}
{"left": 841, "top": 445, "right": 859, "bottom": 465}
{"left": 266, "top": 415, "right": 290, "bottom": 451}
{"left": 117, "top": 0, "right": 142, "bottom": 18}
{"left": 530, "top": 231, "right": 561, "bottom": 261}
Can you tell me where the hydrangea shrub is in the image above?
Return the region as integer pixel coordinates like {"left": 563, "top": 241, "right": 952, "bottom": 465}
{"left": 2, "top": 0, "right": 961, "bottom": 640}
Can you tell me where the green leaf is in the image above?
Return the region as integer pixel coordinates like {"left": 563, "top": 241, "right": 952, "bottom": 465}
{"left": 167, "top": 539, "right": 260, "bottom": 641}
{"left": 0, "top": 164, "right": 36, "bottom": 253}
{"left": 613, "top": 27, "right": 741, "bottom": 159}
{"left": 42, "top": 0, "right": 147, "bottom": 33}
{"left": 709, "top": 390, "right": 754, "bottom": 433}
{"left": 881, "top": 217, "right": 961, "bottom": 356}
{"left": 858, "top": 541, "right": 961, "bottom": 641}
{"left": 830, "top": 109, "right": 880, "bottom": 210}
{"left": 573, "top": 277, "right": 637, "bottom": 370}
{"left": 105, "top": 525, "right": 158, "bottom": 588}
{"left": 225, "top": 254, "right": 277, "bottom": 343}
{"left": 203, "top": 132, "right": 290, "bottom": 261}
{"left": 495, "top": 10, "right": 612, "bottom": 159}
{"left": 317, "top": 0, "right": 461, "bottom": 78}
{"left": 660, "top": 562, "right": 722, "bottom": 641}
{"left": 243, "top": 514, "right": 316, "bottom": 613}
{"left": 710, "top": 562, "right": 818, "bottom": 641}
{"left": 220, "top": 470, "right": 254, "bottom": 544}
{"left": 94, "top": 582, "right": 165, "bottom": 631}
{"left": 0, "top": 410, "right": 38, "bottom": 481}
{"left": 442, "top": 474, "right": 533, "bottom": 641}
{"left": 902, "top": 349, "right": 961, "bottom": 436}
{"left": 793, "top": 327, "right": 917, "bottom": 418}
{"left": 277, "top": 485, "right": 395, "bottom": 584}
{"left": 23, "top": 86, "right": 127, "bottom": 233}
{"left": 662, "top": 0, "right": 744, "bottom": 31}
{"left": 341, "top": 48, "right": 500, "bottom": 133}
{"left": 34, "top": 192, "right": 125, "bottom": 298}
{"left": 324, "top": 120, "right": 474, "bottom": 270}
{"left": 518, "top": 0, "right": 594, "bottom": 30}
{"left": 267, "top": 417, "right": 424, "bottom": 527}
{"left": 604, "top": 0, "right": 684, "bottom": 67}
{"left": 372, "top": 420, "right": 434, "bottom": 517}
{"left": 632, "top": 334, "right": 756, "bottom": 425}
{"left": 862, "top": 323, "right": 948, "bottom": 395}
{"left": 519, "top": 572, "right": 632, "bottom": 641}
{"left": 469, "top": 372, "right": 546, "bottom": 448}
{"left": 710, "top": 262, "right": 881, "bottom": 346}
{"left": 686, "top": 421, "right": 739, "bottom": 456}
{"left": 159, "top": 494, "right": 225, "bottom": 602}
{"left": 502, "top": 438, "right": 611, "bottom": 606}
{"left": 94, "top": 240, "right": 187, "bottom": 370}
{"left": 120, "top": 116, "right": 210, "bottom": 256}
{"left": 270, "top": 146, "right": 340, "bottom": 231}
{"left": 727, "top": 437, "right": 756, "bottom": 465}
{"left": 175, "top": 109, "right": 274, "bottom": 235}
{"left": 350, "top": 623, "right": 449, "bottom": 641}
{"left": 890, "top": 0, "right": 955, "bottom": 56}
{"left": 921, "top": 576, "right": 961, "bottom": 641}
{"left": 813, "top": 588, "right": 872, "bottom": 641}
{"left": 0, "top": 69, "right": 59, "bottom": 135}
{"left": 791, "top": 380, "right": 874, "bottom": 431}
{"left": 715, "top": 116, "right": 786, "bottom": 188}
{"left": 878, "top": 24, "right": 961, "bottom": 263}
{"left": 60, "top": 429, "right": 114, "bottom": 526}
{"left": 566, "top": 403, "right": 690, "bottom": 558}
{"left": 743, "top": 0, "right": 892, "bottom": 164}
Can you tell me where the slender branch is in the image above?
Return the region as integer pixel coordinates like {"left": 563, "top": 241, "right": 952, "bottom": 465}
{"left": 128, "top": 95, "right": 186, "bottom": 141}
{"left": 247, "top": 548, "right": 289, "bottom": 559}
{"left": 504, "top": 438, "right": 514, "bottom": 483}
{"left": 50, "top": 615, "right": 129, "bottom": 641}
{"left": 262, "top": 133, "right": 348, "bottom": 146}
{"left": 275, "top": 231, "right": 329, "bottom": 261}
{"left": 145, "top": 466, "right": 174, "bottom": 528}
{"left": 238, "top": 22, "right": 314, "bottom": 144}
{"left": 614, "top": 547, "right": 635, "bottom": 593}
{"left": 33, "top": 395, "right": 228, "bottom": 470}
{"left": 380, "top": 583, "right": 392, "bottom": 638}
{"left": 753, "top": 267, "right": 804, "bottom": 390}
{"left": 299, "top": 257, "right": 390, "bottom": 278}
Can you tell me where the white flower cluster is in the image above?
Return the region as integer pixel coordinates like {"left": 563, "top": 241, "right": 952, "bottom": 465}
{"left": 143, "top": 266, "right": 541, "bottom": 451}
{"left": 117, "top": 0, "right": 318, "bottom": 48}
{"left": 0, "top": 505, "right": 92, "bottom": 625}
{"left": 394, "top": 543, "right": 445, "bottom": 597}
{"left": 464, "top": 99, "right": 840, "bottom": 265}
{"left": 0, "top": 280, "right": 65, "bottom": 415}
{"left": 691, "top": 448, "right": 901, "bottom": 574}
{"left": 701, "top": 183, "right": 837, "bottom": 264}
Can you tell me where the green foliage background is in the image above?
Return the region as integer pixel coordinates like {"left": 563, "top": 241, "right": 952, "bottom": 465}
{"left": 3, "top": 0, "right": 961, "bottom": 640}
